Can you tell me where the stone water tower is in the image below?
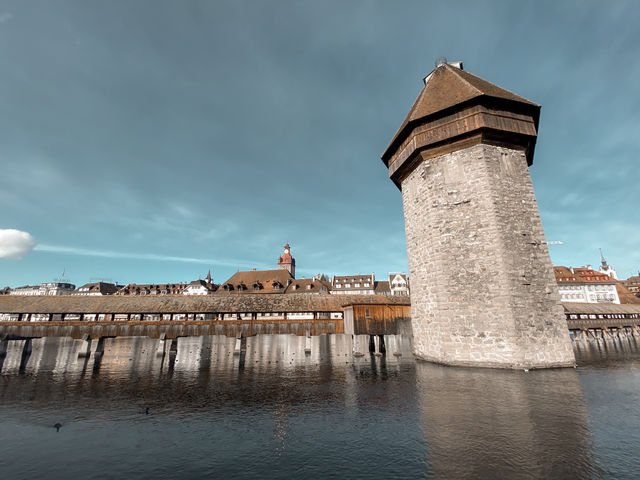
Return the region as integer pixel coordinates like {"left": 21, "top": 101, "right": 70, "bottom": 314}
{"left": 381, "top": 61, "right": 575, "bottom": 369}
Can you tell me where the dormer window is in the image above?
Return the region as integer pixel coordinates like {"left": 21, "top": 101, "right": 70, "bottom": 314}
{"left": 253, "top": 282, "right": 262, "bottom": 290}
{"left": 364, "top": 283, "right": 369, "bottom": 287}
{"left": 355, "top": 283, "right": 360, "bottom": 287}
{"left": 336, "top": 284, "right": 341, "bottom": 288}
{"left": 345, "top": 283, "right": 350, "bottom": 288}
{"left": 306, "top": 284, "right": 313, "bottom": 290}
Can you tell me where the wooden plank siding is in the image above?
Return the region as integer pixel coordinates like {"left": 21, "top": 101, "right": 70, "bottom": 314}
{"left": 349, "top": 304, "right": 412, "bottom": 335}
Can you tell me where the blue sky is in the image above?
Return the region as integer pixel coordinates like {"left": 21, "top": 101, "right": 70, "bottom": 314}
{"left": 1, "top": 0, "right": 638, "bottom": 287}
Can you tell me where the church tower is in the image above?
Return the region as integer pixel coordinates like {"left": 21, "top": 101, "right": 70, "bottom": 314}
{"left": 381, "top": 61, "right": 575, "bottom": 369}
{"left": 599, "top": 249, "right": 618, "bottom": 280}
{"left": 277, "top": 244, "right": 295, "bottom": 278}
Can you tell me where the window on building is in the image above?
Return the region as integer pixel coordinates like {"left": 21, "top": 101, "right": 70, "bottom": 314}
{"left": 365, "top": 308, "right": 370, "bottom": 318}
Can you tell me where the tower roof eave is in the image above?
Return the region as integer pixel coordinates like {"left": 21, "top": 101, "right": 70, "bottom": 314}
{"left": 381, "top": 63, "right": 539, "bottom": 164}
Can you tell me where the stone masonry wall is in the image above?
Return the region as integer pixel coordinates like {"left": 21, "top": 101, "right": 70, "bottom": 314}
{"left": 401, "top": 143, "right": 575, "bottom": 368}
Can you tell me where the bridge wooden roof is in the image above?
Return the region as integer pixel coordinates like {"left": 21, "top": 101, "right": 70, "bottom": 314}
{"left": 0, "top": 293, "right": 410, "bottom": 314}
{"left": 562, "top": 303, "right": 640, "bottom": 315}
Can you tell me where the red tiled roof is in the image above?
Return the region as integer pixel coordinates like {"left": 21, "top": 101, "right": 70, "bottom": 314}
{"left": 554, "top": 266, "right": 615, "bottom": 284}
{"left": 217, "top": 269, "right": 292, "bottom": 295}
{"left": 284, "top": 278, "right": 331, "bottom": 294}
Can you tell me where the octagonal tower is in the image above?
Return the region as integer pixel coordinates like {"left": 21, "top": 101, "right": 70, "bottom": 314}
{"left": 382, "top": 62, "right": 575, "bottom": 369}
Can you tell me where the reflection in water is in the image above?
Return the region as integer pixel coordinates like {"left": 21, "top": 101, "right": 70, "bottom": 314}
{"left": 1, "top": 334, "right": 640, "bottom": 478}
{"left": 415, "top": 364, "right": 596, "bottom": 478}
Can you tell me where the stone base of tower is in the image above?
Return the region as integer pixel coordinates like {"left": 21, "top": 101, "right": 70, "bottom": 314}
{"left": 402, "top": 144, "right": 576, "bottom": 370}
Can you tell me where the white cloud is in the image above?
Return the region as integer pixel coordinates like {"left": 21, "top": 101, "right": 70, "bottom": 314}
{"left": 0, "top": 229, "right": 36, "bottom": 259}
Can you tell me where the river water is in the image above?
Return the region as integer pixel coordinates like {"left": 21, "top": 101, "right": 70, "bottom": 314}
{"left": 1, "top": 334, "right": 639, "bottom": 479}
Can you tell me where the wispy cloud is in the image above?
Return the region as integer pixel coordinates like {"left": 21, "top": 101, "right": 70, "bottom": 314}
{"left": 0, "top": 13, "right": 12, "bottom": 24}
{"left": 34, "top": 243, "right": 270, "bottom": 269}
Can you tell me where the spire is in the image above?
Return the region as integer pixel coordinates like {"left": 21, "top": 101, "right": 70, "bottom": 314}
{"left": 600, "top": 248, "right": 608, "bottom": 267}
{"left": 206, "top": 269, "right": 212, "bottom": 285}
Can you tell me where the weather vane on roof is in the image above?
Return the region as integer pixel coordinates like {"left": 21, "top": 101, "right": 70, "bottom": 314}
{"left": 435, "top": 56, "right": 448, "bottom": 68}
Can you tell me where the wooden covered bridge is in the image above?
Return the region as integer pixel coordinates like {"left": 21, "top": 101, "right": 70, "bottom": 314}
{"left": 0, "top": 294, "right": 411, "bottom": 340}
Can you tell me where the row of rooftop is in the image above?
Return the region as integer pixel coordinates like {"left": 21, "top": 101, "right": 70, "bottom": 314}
{"left": 0, "top": 245, "right": 411, "bottom": 298}
{"left": 2, "top": 245, "right": 639, "bottom": 305}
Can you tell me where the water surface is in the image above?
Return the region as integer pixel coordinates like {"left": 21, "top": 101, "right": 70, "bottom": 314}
{"left": 1, "top": 334, "right": 639, "bottom": 479}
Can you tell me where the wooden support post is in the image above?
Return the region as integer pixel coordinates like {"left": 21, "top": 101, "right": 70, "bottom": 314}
{"left": 127, "top": 313, "right": 131, "bottom": 321}
{"left": 19, "top": 338, "right": 32, "bottom": 372}
{"left": 48, "top": 313, "right": 53, "bottom": 322}
{"left": 61, "top": 313, "right": 66, "bottom": 321}
{"left": 234, "top": 333, "right": 245, "bottom": 355}
{"left": 305, "top": 329, "right": 311, "bottom": 355}
{"left": 17, "top": 313, "right": 23, "bottom": 322}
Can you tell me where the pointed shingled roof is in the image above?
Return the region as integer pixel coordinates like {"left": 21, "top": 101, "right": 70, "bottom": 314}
{"left": 382, "top": 63, "right": 538, "bottom": 163}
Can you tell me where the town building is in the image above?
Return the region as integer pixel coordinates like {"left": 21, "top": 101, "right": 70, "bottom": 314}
{"left": 615, "top": 282, "right": 640, "bottom": 304}
{"left": 388, "top": 273, "right": 410, "bottom": 296}
{"left": 115, "top": 283, "right": 187, "bottom": 295}
{"left": 277, "top": 244, "right": 296, "bottom": 278}
{"left": 73, "top": 282, "right": 120, "bottom": 295}
{"left": 284, "top": 278, "right": 331, "bottom": 294}
{"left": 374, "top": 281, "right": 391, "bottom": 295}
{"left": 218, "top": 269, "right": 292, "bottom": 295}
{"left": 183, "top": 271, "right": 217, "bottom": 295}
{"left": 9, "top": 282, "right": 76, "bottom": 296}
{"left": 598, "top": 250, "right": 618, "bottom": 280}
{"left": 622, "top": 273, "right": 640, "bottom": 296}
{"left": 331, "top": 274, "right": 376, "bottom": 295}
{"left": 554, "top": 266, "right": 620, "bottom": 304}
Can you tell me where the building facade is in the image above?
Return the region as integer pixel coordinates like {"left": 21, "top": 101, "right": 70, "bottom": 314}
{"left": 10, "top": 282, "right": 76, "bottom": 296}
{"left": 331, "top": 274, "right": 376, "bottom": 295}
{"left": 554, "top": 266, "right": 620, "bottom": 304}
{"left": 183, "top": 271, "right": 217, "bottom": 295}
{"left": 622, "top": 274, "right": 640, "bottom": 296}
{"left": 73, "top": 282, "right": 120, "bottom": 295}
{"left": 388, "top": 273, "right": 410, "bottom": 296}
